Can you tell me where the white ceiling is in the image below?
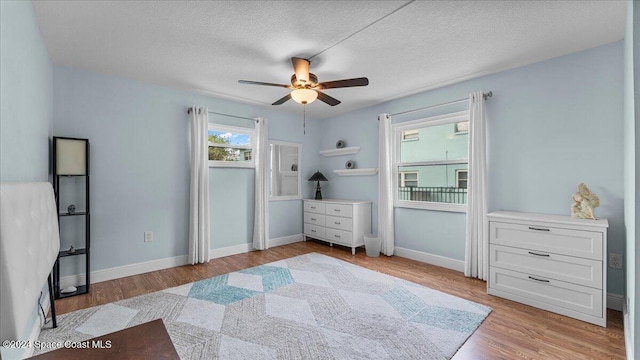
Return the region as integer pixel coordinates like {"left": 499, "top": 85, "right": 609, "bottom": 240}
{"left": 32, "top": 0, "right": 626, "bottom": 119}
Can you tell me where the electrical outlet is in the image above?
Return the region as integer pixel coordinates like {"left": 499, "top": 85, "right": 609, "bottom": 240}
{"left": 609, "top": 253, "right": 623, "bottom": 269}
{"left": 144, "top": 231, "right": 153, "bottom": 242}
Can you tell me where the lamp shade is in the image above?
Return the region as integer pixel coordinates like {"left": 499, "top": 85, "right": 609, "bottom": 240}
{"left": 291, "top": 89, "right": 318, "bottom": 105}
{"left": 308, "top": 171, "right": 328, "bottom": 182}
{"left": 54, "top": 137, "right": 88, "bottom": 175}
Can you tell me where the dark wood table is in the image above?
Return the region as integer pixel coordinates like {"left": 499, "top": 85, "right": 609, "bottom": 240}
{"left": 31, "top": 319, "right": 179, "bottom": 360}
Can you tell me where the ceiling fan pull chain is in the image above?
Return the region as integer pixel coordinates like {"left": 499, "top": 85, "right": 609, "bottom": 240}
{"left": 303, "top": 104, "right": 306, "bottom": 135}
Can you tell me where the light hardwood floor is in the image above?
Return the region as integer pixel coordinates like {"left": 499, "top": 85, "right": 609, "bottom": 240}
{"left": 54, "top": 240, "right": 626, "bottom": 359}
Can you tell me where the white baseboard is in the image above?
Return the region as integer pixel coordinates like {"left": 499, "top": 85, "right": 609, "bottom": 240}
{"left": 269, "top": 234, "right": 303, "bottom": 248}
{"left": 209, "top": 243, "right": 253, "bottom": 260}
{"left": 623, "top": 298, "right": 634, "bottom": 360}
{"left": 607, "top": 292, "right": 624, "bottom": 312}
{"left": 208, "top": 234, "right": 303, "bottom": 259}
{"left": 394, "top": 246, "right": 465, "bottom": 272}
{"left": 209, "top": 234, "right": 302, "bottom": 259}
{"left": 61, "top": 236, "right": 304, "bottom": 288}
{"left": 61, "top": 254, "right": 189, "bottom": 288}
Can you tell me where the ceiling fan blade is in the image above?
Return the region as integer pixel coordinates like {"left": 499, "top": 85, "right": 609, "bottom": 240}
{"left": 238, "top": 80, "right": 292, "bottom": 88}
{"left": 291, "top": 57, "right": 310, "bottom": 84}
{"left": 317, "top": 77, "right": 369, "bottom": 90}
{"left": 272, "top": 93, "right": 292, "bottom": 105}
{"left": 316, "top": 91, "right": 341, "bottom": 106}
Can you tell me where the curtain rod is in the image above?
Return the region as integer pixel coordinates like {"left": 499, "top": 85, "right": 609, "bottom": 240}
{"left": 187, "top": 107, "right": 254, "bottom": 121}
{"left": 389, "top": 91, "right": 493, "bottom": 117}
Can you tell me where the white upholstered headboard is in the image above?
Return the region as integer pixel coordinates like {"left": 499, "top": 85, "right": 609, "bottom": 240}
{"left": 0, "top": 182, "right": 60, "bottom": 342}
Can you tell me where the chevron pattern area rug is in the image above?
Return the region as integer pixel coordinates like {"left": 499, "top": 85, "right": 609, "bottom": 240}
{"left": 37, "top": 253, "right": 491, "bottom": 359}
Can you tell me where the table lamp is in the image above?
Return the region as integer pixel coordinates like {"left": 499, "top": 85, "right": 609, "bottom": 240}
{"left": 308, "top": 171, "right": 328, "bottom": 200}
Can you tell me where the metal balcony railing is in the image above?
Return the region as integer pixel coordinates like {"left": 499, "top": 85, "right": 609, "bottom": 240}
{"left": 398, "top": 186, "right": 467, "bottom": 204}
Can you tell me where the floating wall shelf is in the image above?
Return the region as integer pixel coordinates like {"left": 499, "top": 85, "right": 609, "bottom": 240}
{"left": 334, "top": 168, "right": 378, "bottom": 176}
{"left": 319, "top": 146, "right": 360, "bottom": 157}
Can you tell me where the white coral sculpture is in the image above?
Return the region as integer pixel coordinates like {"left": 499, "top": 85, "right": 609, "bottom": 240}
{"left": 571, "top": 183, "right": 600, "bottom": 220}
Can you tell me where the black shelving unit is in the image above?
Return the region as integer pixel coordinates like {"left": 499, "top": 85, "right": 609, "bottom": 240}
{"left": 52, "top": 137, "right": 90, "bottom": 299}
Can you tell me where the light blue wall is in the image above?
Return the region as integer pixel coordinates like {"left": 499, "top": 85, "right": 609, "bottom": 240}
{"left": 624, "top": 0, "right": 639, "bottom": 355}
{"left": 0, "top": 2, "right": 53, "bottom": 359}
{"left": 634, "top": 0, "right": 640, "bottom": 351}
{"left": 320, "top": 42, "right": 625, "bottom": 295}
{"left": 53, "top": 65, "right": 320, "bottom": 274}
{"left": 269, "top": 110, "right": 322, "bottom": 239}
{"left": 0, "top": 0, "right": 53, "bottom": 182}
{"left": 395, "top": 208, "right": 466, "bottom": 258}
{"left": 210, "top": 168, "right": 254, "bottom": 248}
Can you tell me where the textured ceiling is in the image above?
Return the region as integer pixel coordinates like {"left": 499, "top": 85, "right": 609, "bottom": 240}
{"left": 32, "top": 1, "right": 626, "bottom": 119}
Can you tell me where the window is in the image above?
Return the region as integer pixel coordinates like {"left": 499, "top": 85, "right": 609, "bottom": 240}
{"left": 401, "top": 129, "right": 419, "bottom": 141}
{"left": 399, "top": 171, "right": 418, "bottom": 187}
{"left": 208, "top": 123, "right": 255, "bottom": 168}
{"left": 456, "top": 169, "right": 468, "bottom": 189}
{"left": 393, "top": 111, "right": 469, "bottom": 212}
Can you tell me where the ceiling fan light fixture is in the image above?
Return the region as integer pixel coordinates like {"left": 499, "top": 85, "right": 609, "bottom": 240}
{"left": 291, "top": 89, "right": 317, "bottom": 105}
{"left": 238, "top": 56, "right": 368, "bottom": 106}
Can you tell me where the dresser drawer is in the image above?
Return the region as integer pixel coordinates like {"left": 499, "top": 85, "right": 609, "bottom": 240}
{"left": 325, "top": 215, "right": 353, "bottom": 231}
{"left": 325, "top": 228, "right": 353, "bottom": 246}
{"left": 325, "top": 203, "right": 352, "bottom": 218}
{"left": 490, "top": 222, "right": 603, "bottom": 260}
{"left": 489, "top": 267, "right": 602, "bottom": 318}
{"left": 304, "top": 223, "right": 325, "bottom": 238}
{"left": 304, "top": 212, "right": 325, "bottom": 226}
{"left": 490, "top": 244, "right": 602, "bottom": 288}
{"left": 304, "top": 202, "right": 325, "bottom": 214}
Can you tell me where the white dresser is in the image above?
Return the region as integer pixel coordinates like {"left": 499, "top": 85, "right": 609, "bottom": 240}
{"left": 303, "top": 199, "right": 372, "bottom": 255}
{"left": 487, "top": 211, "right": 609, "bottom": 327}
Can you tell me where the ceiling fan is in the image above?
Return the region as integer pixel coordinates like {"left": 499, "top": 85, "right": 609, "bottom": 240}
{"left": 238, "top": 57, "right": 369, "bottom": 106}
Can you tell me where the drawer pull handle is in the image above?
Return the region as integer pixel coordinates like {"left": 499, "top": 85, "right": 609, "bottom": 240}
{"left": 334, "top": 209, "right": 341, "bottom": 212}
{"left": 334, "top": 222, "right": 341, "bottom": 225}
{"left": 528, "top": 226, "right": 550, "bottom": 232}
{"left": 311, "top": 230, "right": 316, "bottom": 233}
{"left": 334, "top": 234, "right": 341, "bottom": 238}
{"left": 311, "top": 218, "right": 317, "bottom": 221}
{"left": 310, "top": 206, "right": 317, "bottom": 209}
{"left": 528, "top": 276, "right": 550, "bottom": 283}
{"left": 528, "top": 251, "right": 550, "bottom": 257}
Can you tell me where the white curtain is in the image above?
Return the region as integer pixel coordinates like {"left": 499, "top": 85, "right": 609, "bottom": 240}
{"left": 189, "top": 106, "right": 210, "bottom": 264}
{"left": 253, "top": 117, "right": 270, "bottom": 250}
{"left": 271, "top": 145, "right": 281, "bottom": 197}
{"left": 378, "top": 113, "right": 395, "bottom": 256}
{"left": 464, "top": 92, "right": 488, "bottom": 279}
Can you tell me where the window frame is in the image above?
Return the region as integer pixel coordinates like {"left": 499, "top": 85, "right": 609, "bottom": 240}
{"left": 207, "top": 123, "right": 256, "bottom": 168}
{"left": 392, "top": 110, "right": 469, "bottom": 212}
